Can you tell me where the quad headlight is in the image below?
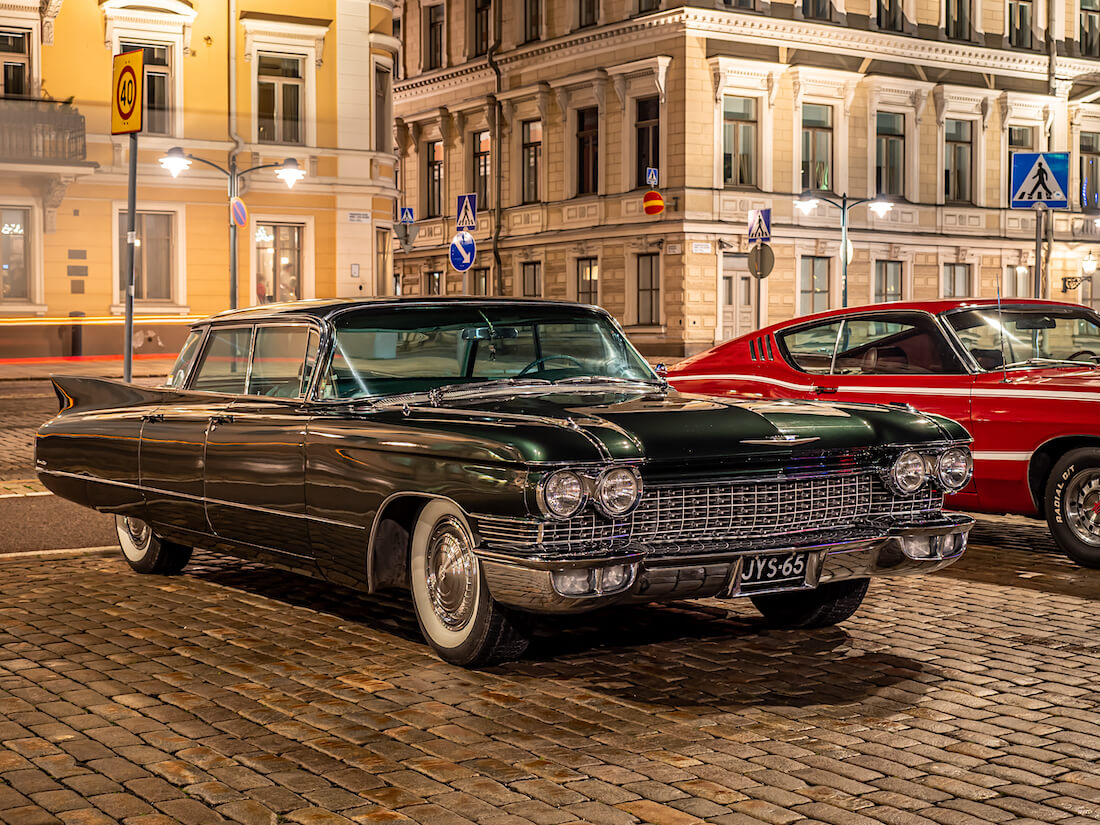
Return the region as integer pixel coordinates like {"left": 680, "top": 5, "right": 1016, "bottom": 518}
{"left": 595, "top": 467, "right": 642, "bottom": 517}
{"left": 936, "top": 447, "right": 973, "bottom": 491}
{"left": 890, "top": 450, "right": 928, "bottom": 495}
{"left": 539, "top": 469, "right": 586, "bottom": 519}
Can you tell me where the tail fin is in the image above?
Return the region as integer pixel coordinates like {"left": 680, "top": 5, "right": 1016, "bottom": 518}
{"left": 49, "top": 375, "right": 165, "bottom": 414}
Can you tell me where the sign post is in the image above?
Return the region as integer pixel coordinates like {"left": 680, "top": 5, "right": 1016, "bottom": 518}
{"left": 1010, "top": 152, "right": 1069, "bottom": 298}
{"left": 112, "top": 50, "right": 144, "bottom": 383}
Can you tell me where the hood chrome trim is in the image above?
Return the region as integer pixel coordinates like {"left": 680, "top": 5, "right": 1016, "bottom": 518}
{"left": 741, "top": 435, "right": 821, "bottom": 446}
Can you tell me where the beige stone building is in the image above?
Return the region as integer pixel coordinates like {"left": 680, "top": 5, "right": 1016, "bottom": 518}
{"left": 393, "top": 0, "right": 1100, "bottom": 357}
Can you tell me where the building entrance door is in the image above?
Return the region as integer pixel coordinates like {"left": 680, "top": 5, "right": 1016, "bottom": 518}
{"left": 721, "top": 252, "right": 757, "bottom": 342}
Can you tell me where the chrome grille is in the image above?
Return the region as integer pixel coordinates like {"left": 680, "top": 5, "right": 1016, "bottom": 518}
{"left": 475, "top": 472, "right": 943, "bottom": 550}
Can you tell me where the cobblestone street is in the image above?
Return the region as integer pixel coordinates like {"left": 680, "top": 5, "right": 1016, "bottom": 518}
{"left": 0, "top": 517, "right": 1097, "bottom": 825}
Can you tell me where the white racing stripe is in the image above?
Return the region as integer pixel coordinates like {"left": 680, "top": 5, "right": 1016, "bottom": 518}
{"left": 972, "top": 451, "right": 1033, "bottom": 462}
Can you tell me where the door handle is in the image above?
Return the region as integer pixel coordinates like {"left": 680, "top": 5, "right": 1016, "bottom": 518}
{"left": 811, "top": 386, "right": 838, "bottom": 395}
{"left": 210, "top": 414, "right": 235, "bottom": 425}
{"left": 142, "top": 413, "right": 164, "bottom": 423}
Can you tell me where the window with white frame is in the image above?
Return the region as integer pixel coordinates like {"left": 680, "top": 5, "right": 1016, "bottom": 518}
{"left": 0, "top": 29, "right": 30, "bottom": 97}
{"left": 1008, "top": 0, "right": 1034, "bottom": 49}
{"left": 255, "top": 223, "right": 303, "bottom": 303}
{"left": 800, "top": 257, "right": 830, "bottom": 314}
{"left": 1008, "top": 125, "right": 1035, "bottom": 199}
{"left": 472, "top": 0, "right": 490, "bottom": 57}
{"left": 943, "top": 263, "right": 971, "bottom": 298}
{"left": 1005, "top": 265, "right": 1031, "bottom": 298}
{"left": 118, "top": 212, "right": 174, "bottom": 303}
{"left": 522, "top": 261, "right": 542, "bottom": 296}
{"left": 637, "top": 253, "right": 660, "bottom": 325}
{"left": 946, "top": 0, "right": 970, "bottom": 39}
{"left": 579, "top": 0, "right": 599, "bottom": 28}
{"left": 944, "top": 118, "right": 973, "bottom": 203}
{"left": 120, "top": 42, "right": 171, "bottom": 135}
{"left": 874, "top": 260, "right": 903, "bottom": 303}
{"left": 0, "top": 207, "right": 29, "bottom": 303}
{"left": 878, "top": 0, "right": 904, "bottom": 30}
{"left": 521, "top": 120, "right": 542, "bottom": 203}
{"left": 257, "top": 53, "right": 304, "bottom": 144}
{"left": 802, "top": 104, "right": 833, "bottom": 191}
{"left": 424, "top": 3, "right": 444, "bottom": 70}
{"left": 473, "top": 129, "right": 491, "bottom": 208}
{"left": 578, "top": 257, "right": 598, "bottom": 304}
{"left": 524, "top": 0, "right": 542, "bottom": 42}
{"left": 1082, "top": 131, "right": 1100, "bottom": 210}
{"left": 425, "top": 139, "right": 443, "bottom": 217}
{"left": 1083, "top": 0, "right": 1100, "bottom": 57}
{"left": 375, "top": 65, "right": 391, "bottom": 153}
{"left": 724, "top": 96, "right": 757, "bottom": 187}
{"left": 635, "top": 96, "right": 659, "bottom": 188}
{"left": 876, "top": 112, "right": 905, "bottom": 196}
{"left": 577, "top": 107, "right": 599, "bottom": 195}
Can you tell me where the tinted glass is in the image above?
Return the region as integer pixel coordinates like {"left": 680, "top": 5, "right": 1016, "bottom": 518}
{"left": 833, "top": 317, "right": 965, "bottom": 375}
{"left": 191, "top": 328, "right": 252, "bottom": 394}
{"left": 947, "top": 307, "right": 1100, "bottom": 368}
{"left": 250, "top": 326, "right": 312, "bottom": 398}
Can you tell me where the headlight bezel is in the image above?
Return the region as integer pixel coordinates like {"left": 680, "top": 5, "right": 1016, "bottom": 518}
{"left": 593, "top": 466, "right": 643, "bottom": 518}
{"left": 537, "top": 469, "right": 587, "bottom": 520}
{"left": 889, "top": 449, "right": 929, "bottom": 495}
{"left": 936, "top": 447, "right": 974, "bottom": 491}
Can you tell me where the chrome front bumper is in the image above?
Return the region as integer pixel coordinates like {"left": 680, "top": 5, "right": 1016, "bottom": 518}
{"left": 475, "top": 514, "right": 973, "bottom": 614}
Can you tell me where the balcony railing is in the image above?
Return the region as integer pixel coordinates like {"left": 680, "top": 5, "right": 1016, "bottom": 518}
{"left": 0, "top": 97, "right": 87, "bottom": 164}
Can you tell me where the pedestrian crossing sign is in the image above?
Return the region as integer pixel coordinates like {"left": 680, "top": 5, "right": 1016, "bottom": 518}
{"left": 646, "top": 167, "right": 659, "bottom": 187}
{"left": 400, "top": 207, "right": 414, "bottom": 224}
{"left": 1011, "top": 152, "right": 1069, "bottom": 209}
{"left": 747, "top": 208, "right": 771, "bottom": 243}
{"left": 456, "top": 194, "right": 478, "bottom": 230}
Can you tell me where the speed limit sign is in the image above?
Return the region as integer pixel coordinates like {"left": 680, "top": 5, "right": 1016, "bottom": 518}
{"left": 111, "top": 50, "right": 144, "bottom": 135}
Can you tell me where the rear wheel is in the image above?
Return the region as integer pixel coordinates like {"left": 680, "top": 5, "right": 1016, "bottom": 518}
{"left": 115, "top": 516, "right": 192, "bottom": 575}
{"left": 409, "top": 500, "right": 529, "bottom": 666}
{"left": 750, "top": 578, "right": 870, "bottom": 628}
{"left": 1045, "top": 449, "right": 1100, "bottom": 568}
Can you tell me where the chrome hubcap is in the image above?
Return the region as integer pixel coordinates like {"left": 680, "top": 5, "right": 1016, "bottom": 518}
{"left": 1065, "top": 470, "right": 1100, "bottom": 547}
{"left": 425, "top": 517, "right": 476, "bottom": 630}
{"left": 123, "top": 517, "right": 151, "bottom": 550}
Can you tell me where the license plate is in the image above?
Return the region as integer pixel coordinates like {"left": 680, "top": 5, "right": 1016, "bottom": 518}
{"left": 740, "top": 552, "right": 809, "bottom": 592}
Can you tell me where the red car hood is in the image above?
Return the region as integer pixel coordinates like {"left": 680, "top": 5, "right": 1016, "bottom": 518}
{"left": 981, "top": 367, "right": 1100, "bottom": 395}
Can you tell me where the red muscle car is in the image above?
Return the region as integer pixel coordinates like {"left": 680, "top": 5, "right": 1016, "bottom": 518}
{"left": 669, "top": 299, "right": 1100, "bottom": 568}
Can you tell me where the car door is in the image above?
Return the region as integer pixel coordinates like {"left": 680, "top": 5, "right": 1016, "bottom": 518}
{"left": 778, "top": 313, "right": 978, "bottom": 503}
{"left": 204, "top": 323, "right": 320, "bottom": 561}
{"left": 140, "top": 326, "right": 249, "bottom": 536}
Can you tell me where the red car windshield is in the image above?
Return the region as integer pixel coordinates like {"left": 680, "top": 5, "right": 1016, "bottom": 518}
{"left": 946, "top": 306, "right": 1100, "bottom": 370}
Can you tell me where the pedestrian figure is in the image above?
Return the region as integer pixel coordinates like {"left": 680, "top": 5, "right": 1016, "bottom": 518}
{"left": 1027, "top": 163, "right": 1053, "bottom": 199}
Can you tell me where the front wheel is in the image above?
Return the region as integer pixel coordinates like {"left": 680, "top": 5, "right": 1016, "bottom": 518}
{"left": 1044, "top": 449, "right": 1100, "bottom": 568}
{"left": 750, "top": 578, "right": 870, "bottom": 628}
{"left": 115, "top": 516, "right": 192, "bottom": 575}
{"left": 409, "top": 500, "right": 530, "bottom": 666}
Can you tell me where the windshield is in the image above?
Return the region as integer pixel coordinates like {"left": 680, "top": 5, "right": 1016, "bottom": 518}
{"left": 318, "top": 304, "right": 656, "bottom": 400}
{"left": 946, "top": 306, "right": 1100, "bottom": 370}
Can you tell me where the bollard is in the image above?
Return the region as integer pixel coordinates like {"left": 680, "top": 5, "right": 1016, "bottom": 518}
{"left": 69, "top": 311, "right": 84, "bottom": 357}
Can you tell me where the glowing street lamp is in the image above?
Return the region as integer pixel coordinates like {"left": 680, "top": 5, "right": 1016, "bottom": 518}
{"left": 793, "top": 190, "right": 895, "bottom": 307}
{"left": 158, "top": 147, "right": 307, "bottom": 309}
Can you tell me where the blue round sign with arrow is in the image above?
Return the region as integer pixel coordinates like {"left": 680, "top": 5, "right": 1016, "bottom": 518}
{"left": 450, "top": 231, "right": 476, "bottom": 272}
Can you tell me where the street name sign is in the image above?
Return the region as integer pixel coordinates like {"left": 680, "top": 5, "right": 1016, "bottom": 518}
{"left": 450, "top": 231, "right": 476, "bottom": 272}
{"left": 111, "top": 50, "right": 144, "bottom": 135}
{"left": 400, "top": 207, "right": 414, "bottom": 224}
{"left": 748, "top": 208, "right": 772, "bottom": 243}
{"left": 1011, "top": 152, "right": 1069, "bottom": 209}
{"left": 456, "top": 194, "right": 478, "bottom": 230}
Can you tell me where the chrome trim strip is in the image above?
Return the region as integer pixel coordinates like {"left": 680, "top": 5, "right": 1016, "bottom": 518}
{"left": 37, "top": 469, "right": 362, "bottom": 531}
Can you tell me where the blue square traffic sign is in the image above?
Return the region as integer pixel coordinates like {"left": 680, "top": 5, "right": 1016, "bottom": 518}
{"left": 1011, "top": 152, "right": 1069, "bottom": 209}
{"left": 456, "top": 194, "right": 478, "bottom": 230}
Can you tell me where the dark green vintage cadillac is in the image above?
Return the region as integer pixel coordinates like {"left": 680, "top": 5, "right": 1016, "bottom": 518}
{"left": 37, "top": 299, "right": 974, "bottom": 665}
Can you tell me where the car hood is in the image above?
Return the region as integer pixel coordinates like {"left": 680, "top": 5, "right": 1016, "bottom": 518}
{"left": 382, "top": 387, "right": 967, "bottom": 467}
{"left": 982, "top": 367, "right": 1100, "bottom": 394}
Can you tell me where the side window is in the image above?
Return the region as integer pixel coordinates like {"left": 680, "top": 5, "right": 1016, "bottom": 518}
{"left": 164, "top": 330, "right": 203, "bottom": 389}
{"left": 778, "top": 322, "right": 842, "bottom": 374}
{"left": 833, "top": 317, "right": 965, "bottom": 375}
{"left": 191, "top": 328, "right": 253, "bottom": 394}
{"left": 302, "top": 329, "right": 320, "bottom": 397}
{"left": 250, "top": 326, "right": 313, "bottom": 398}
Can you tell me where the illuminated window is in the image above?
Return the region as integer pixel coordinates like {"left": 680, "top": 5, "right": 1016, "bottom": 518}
{"left": 255, "top": 223, "right": 303, "bottom": 303}
{"left": 0, "top": 207, "right": 29, "bottom": 302}
{"left": 577, "top": 257, "right": 598, "bottom": 304}
{"left": 118, "top": 212, "right": 173, "bottom": 302}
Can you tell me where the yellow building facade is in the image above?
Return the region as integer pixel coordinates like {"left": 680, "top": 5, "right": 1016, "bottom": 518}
{"left": 0, "top": 0, "right": 397, "bottom": 338}
{"left": 393, "top": 0, "right": 1100, "bottom": 357}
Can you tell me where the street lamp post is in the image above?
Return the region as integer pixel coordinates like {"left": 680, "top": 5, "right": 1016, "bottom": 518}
{"left": 793, "top": 191, "right": 894, "bottom": 308}
{"left": 159, "top": 147, "right": 305, "bottom": 310}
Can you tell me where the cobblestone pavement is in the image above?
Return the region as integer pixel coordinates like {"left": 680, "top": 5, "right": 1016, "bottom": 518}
{"left": 0, "top": 520, "right": 1097, "bottom": 825}
{"left": 0, "top": 383, "right": 56, "bottom": 481}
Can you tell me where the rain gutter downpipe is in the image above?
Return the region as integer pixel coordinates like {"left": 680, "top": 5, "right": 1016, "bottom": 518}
{"left": 487, "top": 2, "right": 504, "bottom": 296}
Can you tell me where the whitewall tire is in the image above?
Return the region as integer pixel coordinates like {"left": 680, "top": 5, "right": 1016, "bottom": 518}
{"left": 115, "top": 515, "right": 192, "bottom": 575}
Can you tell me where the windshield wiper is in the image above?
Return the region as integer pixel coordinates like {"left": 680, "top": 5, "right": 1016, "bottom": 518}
{"left": 1001, "top": 357, "right": 1098, "bottom": 370}
{"left": 552, "top": 375, "right": 660, "bottom": 387}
